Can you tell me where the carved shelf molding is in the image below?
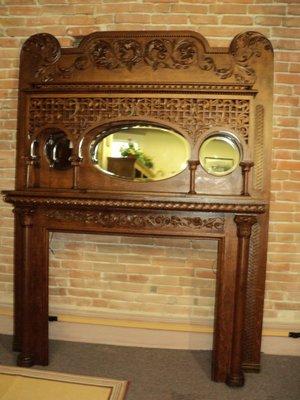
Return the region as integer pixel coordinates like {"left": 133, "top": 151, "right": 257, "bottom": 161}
{"left": 3, "top": 193, "right": 267, "bottom": 214}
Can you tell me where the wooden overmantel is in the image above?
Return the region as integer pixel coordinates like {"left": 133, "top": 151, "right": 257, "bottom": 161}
{"left": 2, "top": 30, "right": 273, "bottom": 387}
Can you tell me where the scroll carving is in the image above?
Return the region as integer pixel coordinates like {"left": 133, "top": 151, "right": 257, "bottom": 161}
{"left": 86, "top": 38, "right": 213, "bottom": 72}
{"left": 22, "top": 33, "right": 61, "bottom": 81}
{"left": 22, "top": 32, "right": 272, "bottom": 85}
{"left": 44, "top": 209, "right": 224, "bottom": 232}
{"left": 228, "top": 32, "right": 272, "bottom": 84}
{"left": 28, "top": 97, "right": 250, "bottom": 144}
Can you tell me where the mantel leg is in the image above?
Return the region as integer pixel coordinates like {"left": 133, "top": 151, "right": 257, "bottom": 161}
{"left": 13, "top": 209, "right": 24, "bottom": 352}
{"left": 15, "top": 209, "right": 49, "bottom": 367}
{"left": 226, "top": 215, "right": 257, "bottom": 387}
{"left": 212, "top": 216, "right": 238, "bottom": 382}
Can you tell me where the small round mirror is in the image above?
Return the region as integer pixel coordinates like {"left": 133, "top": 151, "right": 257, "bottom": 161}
{"left": 91, "top": 124, "right": 190, "bottom": 181}
{"left": 199, "top": 133, "right": 241, "bottom": 176}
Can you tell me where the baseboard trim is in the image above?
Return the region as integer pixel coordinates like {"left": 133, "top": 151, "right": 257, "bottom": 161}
{"left": 1, "top": 314, "right": 299, "bottom": 355}
{"left": 0, "top": 307, "right": 296, "bottom": 337}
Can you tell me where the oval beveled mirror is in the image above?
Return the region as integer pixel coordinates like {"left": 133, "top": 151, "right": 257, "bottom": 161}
{"left": 199, "top": 133, "right": 241, "bottom": 176}
{"left": 91, "top": 124, "right": 190, "bottom": 181}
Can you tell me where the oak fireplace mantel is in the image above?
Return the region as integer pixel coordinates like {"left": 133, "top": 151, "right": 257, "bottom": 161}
{"left": 2, "top": 30, "right": 273, "bottom": 387}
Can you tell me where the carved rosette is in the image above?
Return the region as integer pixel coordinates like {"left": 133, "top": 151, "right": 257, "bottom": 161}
{"left": 21, "top": 32, "right": 272, "bottom": 85}
{"left": 44, "top": 209, "right": 224, "bottom": 232}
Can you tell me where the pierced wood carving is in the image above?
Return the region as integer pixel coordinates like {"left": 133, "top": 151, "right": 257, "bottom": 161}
{"left": 28, "top": 97, "right": 250, "bottom": 144}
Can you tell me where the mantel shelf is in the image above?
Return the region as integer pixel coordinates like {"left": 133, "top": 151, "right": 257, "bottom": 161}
{"left": 3, "top": 190, "right": 267, "bottom": 214}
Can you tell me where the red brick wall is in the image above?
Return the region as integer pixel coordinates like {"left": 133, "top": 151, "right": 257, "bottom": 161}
{"left": 49, "top": 234, "right": 217, "bottom": 322}
{"left": 0, "top": 0, "right": 299, "bottom": 328}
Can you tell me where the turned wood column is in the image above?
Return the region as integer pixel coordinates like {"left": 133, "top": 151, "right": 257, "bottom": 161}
{"left": 187, "top": 160, "right": 200, "bottom": 194}
{"left": 71, "top": 155, "right": 82, "bottom": 189}
{"left": 240, "top": 161, "right": 254, "bottom": 196}
{"left": 226, "top": 215, "right": 257, "bottom": 387}
{"left": 25, "top": 156, "right": 40, "bottom": 189}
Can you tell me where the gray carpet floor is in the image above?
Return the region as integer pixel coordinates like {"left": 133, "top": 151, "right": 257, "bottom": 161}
{"left": 0, "top": 334, "right": 299, "bottom": 400}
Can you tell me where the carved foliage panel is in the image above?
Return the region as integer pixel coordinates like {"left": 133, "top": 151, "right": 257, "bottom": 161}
{"left": 21, "top": 31, "right": 272, "bottom": 86}
{"left": 44, "top": 209, "right": 225, "bottom": 234}
{"left": 28, "top": 96, "right": 250, "bottom": 144}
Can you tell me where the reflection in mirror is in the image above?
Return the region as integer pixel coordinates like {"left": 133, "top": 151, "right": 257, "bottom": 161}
{"left": 199, "top": 133, "right": 241, "bottom": 176}
{"left": 91, "top": 125, "right": 190, "bottom": 181}
{"left": 45, "top": 130, "right": 73, "bottom": 170}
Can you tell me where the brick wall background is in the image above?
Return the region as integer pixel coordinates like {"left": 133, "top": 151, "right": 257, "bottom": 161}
{"left": 49, "top": 234, "right": 217, "bottom": 321}
{"left": 0, "top": 0, "right": 299, "bottom": 329}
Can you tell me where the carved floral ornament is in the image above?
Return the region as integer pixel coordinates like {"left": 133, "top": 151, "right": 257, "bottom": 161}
{"left": 22, "top": 31, "right": 272, "bottom": 85}
{"left": 44, "top": 209, "right": 225, "bottom": 232}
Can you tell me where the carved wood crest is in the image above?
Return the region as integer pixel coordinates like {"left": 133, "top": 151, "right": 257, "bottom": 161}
{"left": 21, "top": 31, "right": 272, "bottom": 86}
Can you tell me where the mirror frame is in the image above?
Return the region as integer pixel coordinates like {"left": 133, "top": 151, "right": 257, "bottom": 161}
{"left": 199, "top": 131, "right": 243, "bottom": 177}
